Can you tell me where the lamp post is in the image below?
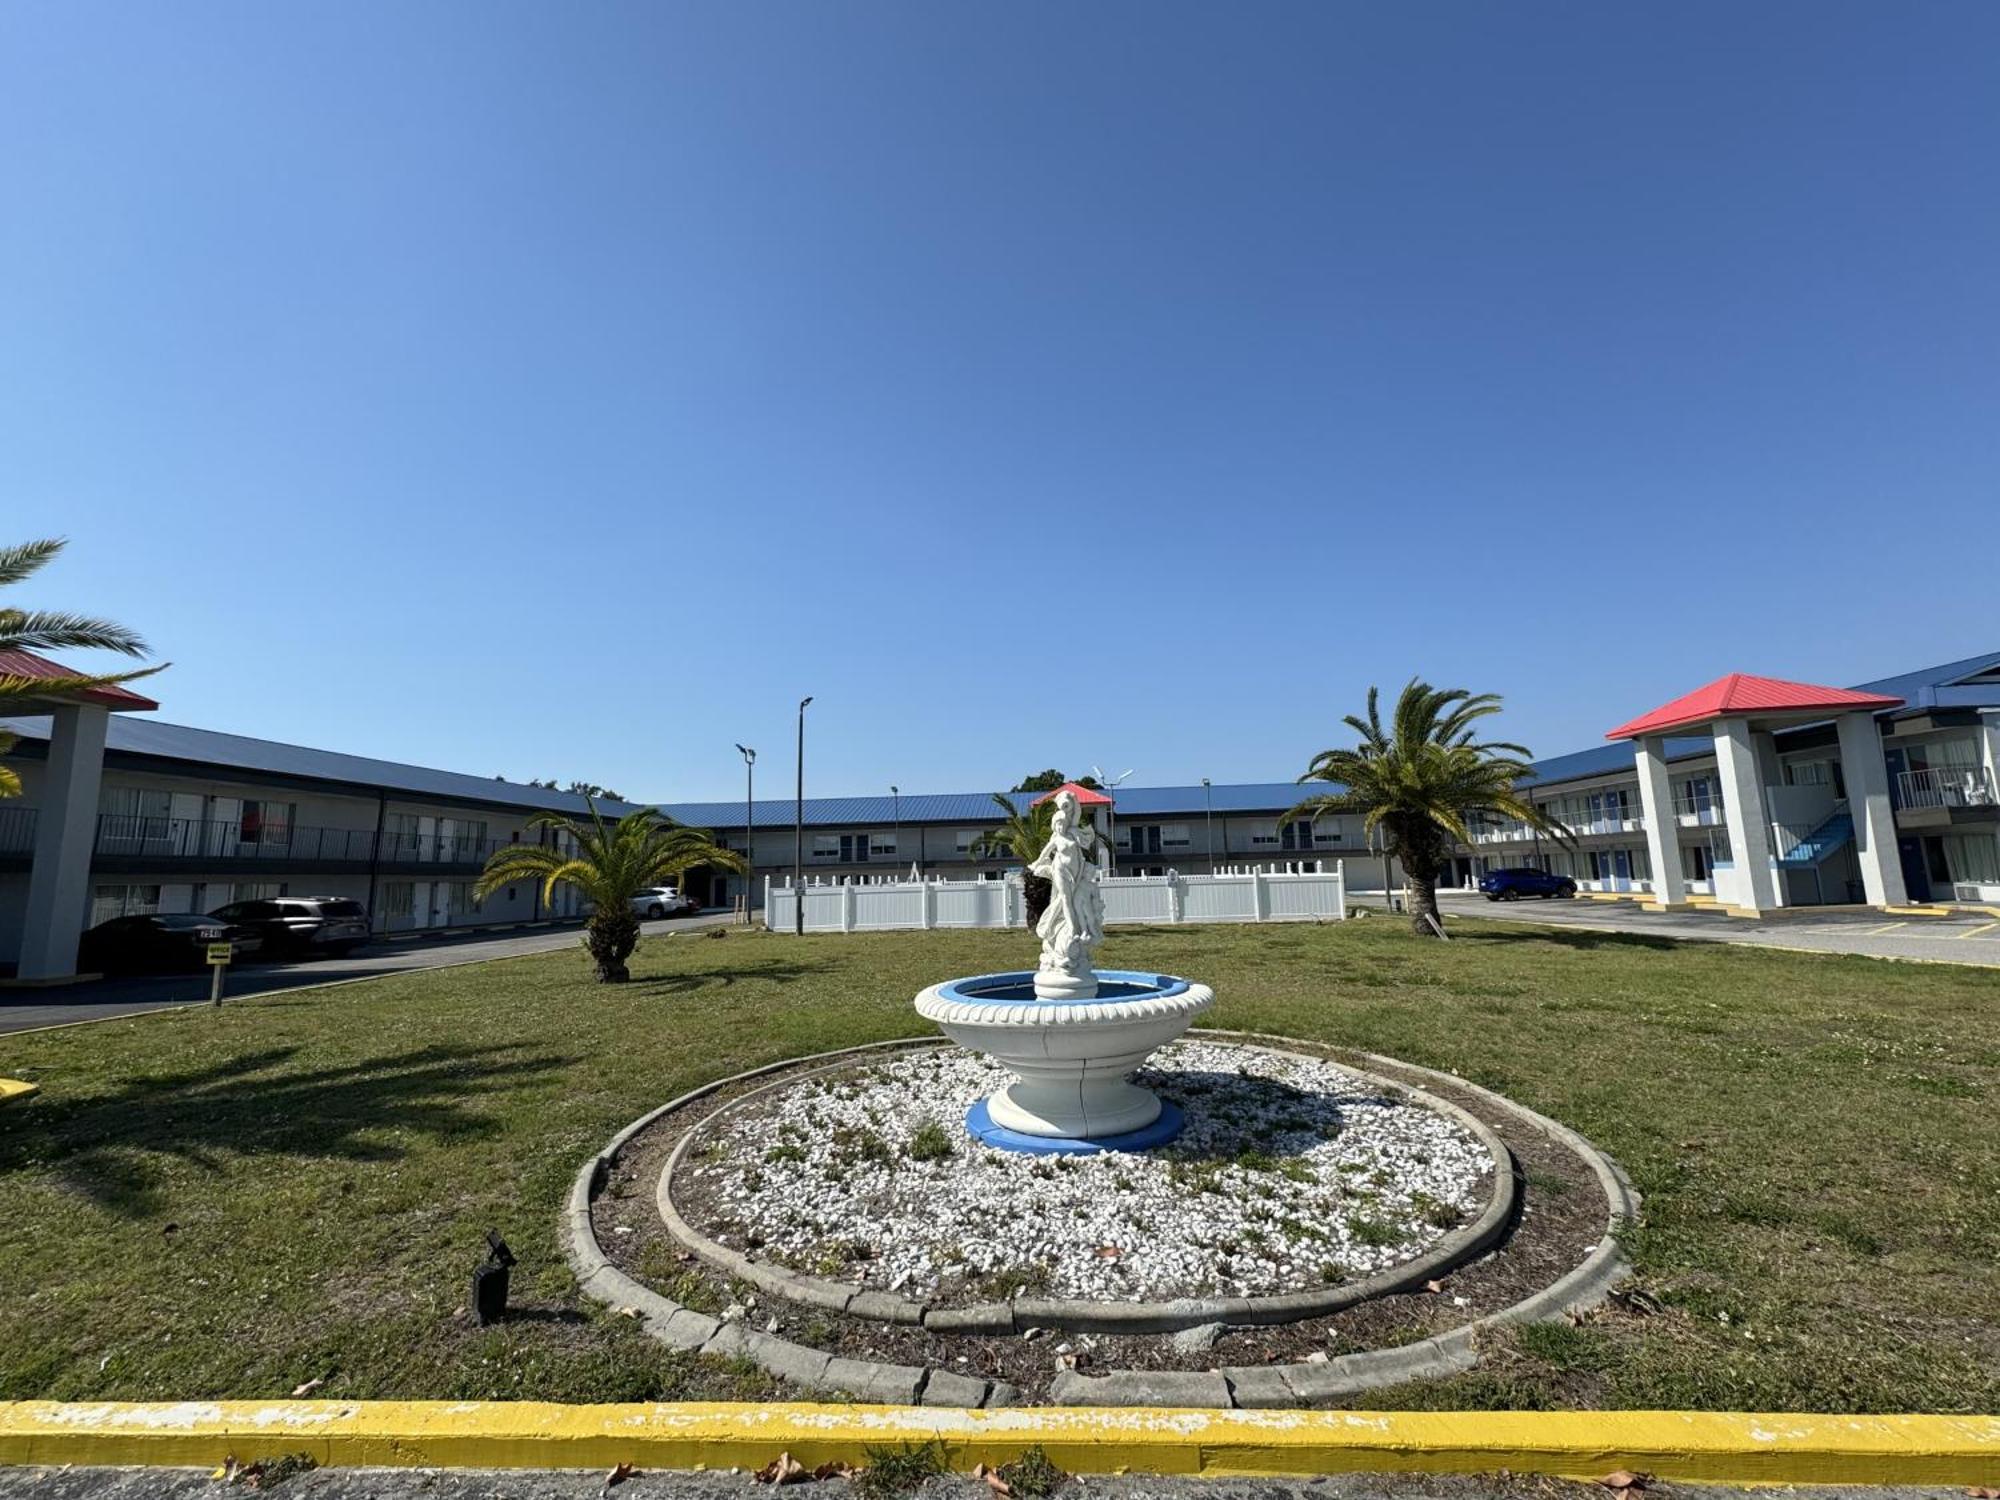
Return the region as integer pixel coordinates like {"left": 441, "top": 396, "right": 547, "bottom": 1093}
{"left": 735, "top": 744, "right": 755, "bottom": 923}
{"left": 890, "top": 785, "right": 900, "bottom": 876}
{"left": 794, "top": 697, "right": 812, "bottom": 936}
{"left": 1202, "top": 778, "right": 1215, "bottom": 875}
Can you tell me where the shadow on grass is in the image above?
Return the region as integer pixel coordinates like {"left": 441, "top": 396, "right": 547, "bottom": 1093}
{"left": 1454, "top": 927, "right": 1682, "bottom": 953}
{"left": 0, "top": 1042, "right": 574, "bottom": 1217}
{"left": 630, "top": 963, "right": 819, "bottom": 995}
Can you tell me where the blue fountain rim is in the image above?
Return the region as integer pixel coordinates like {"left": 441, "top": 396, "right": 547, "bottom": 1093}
{"left": 934, "top": 970, "right": 1192, "bottom": 1006}
{"left": 965, "top": 1097, "right": 1187, "bottom": 1155}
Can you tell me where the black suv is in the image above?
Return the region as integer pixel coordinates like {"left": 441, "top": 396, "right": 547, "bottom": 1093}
{"left": 208, "top": 897, "right": 371, "bottom": 960}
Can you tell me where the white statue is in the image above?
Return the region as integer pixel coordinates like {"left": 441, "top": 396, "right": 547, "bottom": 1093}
{"left": 1029, "top": 789, "right": 1105, "bottom": 999}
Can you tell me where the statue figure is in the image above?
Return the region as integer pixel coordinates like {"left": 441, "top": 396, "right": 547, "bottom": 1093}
{"left": 1029, "top": 789, "right": 1104, "bottom": 998}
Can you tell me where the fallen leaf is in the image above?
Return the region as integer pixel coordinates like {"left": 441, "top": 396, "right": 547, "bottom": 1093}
{"left": 1596, "top": 1471, "right": 1649, "bottom": 1494}
{"left": 1093, "top": 1245, "right": 1122, "bottom": 1259}
{"left": 1422, "top": 1279, "right": 1445, "bottom": 1295}
{"left": 810, "top": 1462, "right": 854, "bottom": 1481}
{"left": 290, "top": 1377, "right": 324, "bottom": 1397}
{"left": 617, "top": 1306, "right": 640, "bottom": 1319}
{"left": 977, "top": 1464, "right": 1012, "bottom": 1496}
{"left": 755, "top": 1452, "right": 808, "bottom": 1485}
{"left": 1964, "top": 1489, "right": 1999, "bottom": 1499}
{"left": 605, "top": 1461, "right": 637, "bottom": 1488}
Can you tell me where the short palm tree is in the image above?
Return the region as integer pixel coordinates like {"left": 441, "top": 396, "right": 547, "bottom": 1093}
{"left": 1287, "top": 679, "right": 1569, "bottom": 937}
{"left": 474, "top": 803, "right": 746, "bottom": 982}
{"left": 0, "top": 538, "right": 162, "bottom": 797}
{"left": 970, "top": 792, "right": 1061, "bottom": 927}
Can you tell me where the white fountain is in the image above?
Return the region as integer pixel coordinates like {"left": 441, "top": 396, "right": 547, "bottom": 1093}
{"left": 914, "top": 788, "right": 1214, "bottom": 1152}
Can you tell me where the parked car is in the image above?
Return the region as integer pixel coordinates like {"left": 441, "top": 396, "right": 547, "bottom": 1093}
{"left": 78, "top": 913, "right": 261, "bottom": 975}
{"left": 207, "top": 897, "right": 371, "bottom": 959}
{"left": 629, "top": 886, "right": 696, "bottom": 918}
{"left": 1478, "top": 867, "right": 1578, "bottom": 901}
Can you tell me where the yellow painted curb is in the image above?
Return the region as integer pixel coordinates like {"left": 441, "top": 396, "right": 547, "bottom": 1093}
{"left": 0, "top": 1079, "right": 38, "bottom": 1107}
{"left": 2, "top": 1403, "right": 1998, "bottom": 1485}
{"left": 1882, "top": 905, "right": 1953, "bottom": 918}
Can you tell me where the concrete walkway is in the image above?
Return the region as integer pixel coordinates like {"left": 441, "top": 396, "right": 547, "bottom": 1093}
{"left": 1436, "top": 891, "right": 2000, "bottom": 968}
{"left": 0, "top": 910, "right": 742, "bottom": 1035}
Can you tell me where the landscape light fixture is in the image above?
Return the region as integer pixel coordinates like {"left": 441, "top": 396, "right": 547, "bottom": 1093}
{"left": 735, "top": 744, "right": 756, "bottom": 923}
{"left": 794, "top": 697, "right": 812, "bottom": 936}
{"left": 471, "top": 1229, "right": 515, "bottom": 1326}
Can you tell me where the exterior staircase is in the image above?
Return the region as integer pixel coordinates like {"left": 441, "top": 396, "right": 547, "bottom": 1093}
{"left": 1776, "top": 810, "right": 1854, "bottom": 867}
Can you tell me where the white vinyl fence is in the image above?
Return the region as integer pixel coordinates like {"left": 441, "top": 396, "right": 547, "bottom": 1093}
{"left": 765, "top": 862, "right": 1345, "bottom": 934}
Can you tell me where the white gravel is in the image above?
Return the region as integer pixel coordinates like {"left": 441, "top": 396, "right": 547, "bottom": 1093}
{"left": 674, "top": 1041, "right": 1495, "bottom": 1302}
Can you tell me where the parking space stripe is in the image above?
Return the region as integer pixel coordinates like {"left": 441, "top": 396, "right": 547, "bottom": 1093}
{"left": 1864, "top": 921, "right": 1907, "bottom": 935}
{"left": 1957, "top": 921, "right": 2000, "bottom": 940}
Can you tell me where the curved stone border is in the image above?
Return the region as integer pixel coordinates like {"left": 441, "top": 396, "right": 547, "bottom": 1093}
{"left": 564, "top": 1033, "right": 1638, "bottom": 1409}
{"left": 656, "top": 1043, "right": 1516, "bottom": 1335}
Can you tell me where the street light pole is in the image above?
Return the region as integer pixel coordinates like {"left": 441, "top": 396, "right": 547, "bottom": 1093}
{"left": 1203, "top": 778, "right": 1215, "bottom": 875}
{"left": 794, "top": 697, "right": 812, "bottom": 936}
{"left": 891, "top": 785, "right": 900, "bottom": 876}
{"left": 735, "top": 744, "right": 756, "bottom": 924}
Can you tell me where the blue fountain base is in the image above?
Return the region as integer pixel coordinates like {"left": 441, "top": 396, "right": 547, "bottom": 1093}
{"left": 965, "top": 1097, "right": 1186, "bottom": 1156}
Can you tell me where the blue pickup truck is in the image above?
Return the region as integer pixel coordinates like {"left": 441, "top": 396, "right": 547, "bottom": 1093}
{"left": 1477, "top": 867, "right": 1578, "bottom": 901}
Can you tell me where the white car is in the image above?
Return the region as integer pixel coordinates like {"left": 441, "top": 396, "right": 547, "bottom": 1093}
{"left": 630, "top": 886, "right": 696, "bottom": 919}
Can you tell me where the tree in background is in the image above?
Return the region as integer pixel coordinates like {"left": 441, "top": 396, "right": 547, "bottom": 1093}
{"left": 528, "top": 777, "right": 627, "bottom": 803}
{"left": 474, "top": 804, "right": 744, "bottom": 982}
{"left": 1287, "top": 680, "right": 1568, "bottom": 937}
{"left": 972, "top": 793, "right": 1064, "bottom": 927}
{"left": 0, "top": 539, "right": 162, "bottom": 797}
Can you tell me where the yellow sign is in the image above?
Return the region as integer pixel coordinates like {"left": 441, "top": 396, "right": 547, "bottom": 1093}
{"left": 206, "top": 942, "right": 233, "bottom": 966}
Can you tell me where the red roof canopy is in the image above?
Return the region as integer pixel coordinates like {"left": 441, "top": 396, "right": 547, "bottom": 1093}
{"left": 0, "top": 648, "right": 159, "bottom": 711}
{"left": 1029, "top": 780, "right": 1115, "bottom": 807}
{"left": 1606, "top": 672, "right": 1901, "bottom": 740}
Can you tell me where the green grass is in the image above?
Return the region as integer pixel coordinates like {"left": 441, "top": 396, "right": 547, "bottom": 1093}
{"left": 1, "top": 918, "right": 1996, "bottom": 1410}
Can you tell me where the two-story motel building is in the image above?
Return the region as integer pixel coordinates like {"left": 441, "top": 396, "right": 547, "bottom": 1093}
{"left": 4, "top": 646, "right": 1996, "bottom": 981}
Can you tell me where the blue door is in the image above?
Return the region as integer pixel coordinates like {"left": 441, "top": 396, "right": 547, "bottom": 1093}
{"left": 1898, "top": 837, "right": 1931, "bottom": 902}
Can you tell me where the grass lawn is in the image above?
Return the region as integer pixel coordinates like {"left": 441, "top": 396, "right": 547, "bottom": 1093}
{"left": 1, "top": 918, "right": 1995, "bottom": 1411}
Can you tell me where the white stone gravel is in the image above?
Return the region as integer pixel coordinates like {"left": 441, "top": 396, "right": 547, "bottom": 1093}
{"left": 674, "top": 1041, "right": 1495, "bottom": 1302}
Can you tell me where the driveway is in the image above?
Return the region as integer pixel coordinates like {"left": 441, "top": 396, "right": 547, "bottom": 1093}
{"left": 1437, "top": 890, "right": 2000, "bottom": 968}
{"left": 0, "top": 910, "right": 742, "bottom": 1036}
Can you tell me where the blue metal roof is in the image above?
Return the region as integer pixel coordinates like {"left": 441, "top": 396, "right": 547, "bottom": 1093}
{"left": 657, "top": 782, "right": 1329, "bottom": 831}
{"left": 0, "top": 715, "right": 650, "bottom": 819}
{"left": 1850, "top": 648, "right": 2000, "bottom": 716}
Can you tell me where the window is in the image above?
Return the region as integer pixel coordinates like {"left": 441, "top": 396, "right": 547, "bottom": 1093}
{"left": 1280, "top": 819, "right": 1317, "bottom": 851}
{"left": 237, "top": 799, "right": 293, "bottom": 847}
{"left": 231, "top": 881, "right": 282, "bottom": 904}
{"left": 382, "top": 881, "right": 415, "bottom": 919}
{"left": 1160, "top": 824, "right": 1191, "bottom": 849}
{"left": 1943, "top": 834, "right": 2000, "bottom": 885}
{"left": 91, "top": 884, "right": 162, "bottom": 926}
{"left": 1245, "top": 820, "right": 1280, "bottom": 848}
{"left": 811, "top": 835, "right": 840, "bottom": 860}
{"left": 953, "top": 829, "right": 987, "bottom": 856}
{"left": 386, "top": 813, "right": 424, "bottom": 859}
{"left": 869, "top": 833, "right": 898, "bottom": 857}
{"left": 1128, "top": 824, "right": 1163, "bottom": 856}
{"left": 1683, "top": 844, "right": 1711, "bottom": 880}
{"left": 838, "top": 833, "right": 871, "bottom": 863}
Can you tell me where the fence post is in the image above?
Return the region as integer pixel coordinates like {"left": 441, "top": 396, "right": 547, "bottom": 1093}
{"left": 1252, "top": 868, "right": 1269, "bottom": 922}
{"left": 1335, "top": 860, "right": 1347, "bottom": 921}
{"left": 1168, "top": 872, "right": 1185, "bottom": 924}
{"left": 921, "top": 878, "right": 936, "bottom": 931}
{"left": 840, "top": 881, "right": 856, "bottom": 933}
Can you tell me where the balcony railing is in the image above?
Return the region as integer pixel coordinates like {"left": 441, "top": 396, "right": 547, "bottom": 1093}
{"left": 1672, "top": 792, "right": 1727, "bottom": 824}
{"left": 0, "top": 805, "right": 37, "bottom": 855}
{"left": 93, "top": 815, "right": 506, "bottom": 866}
{"left": 1894, "top": 765, "right": 1997, "bottom": 811}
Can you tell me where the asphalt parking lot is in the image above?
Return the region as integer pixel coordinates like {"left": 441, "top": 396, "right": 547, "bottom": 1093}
{"left": 0, "top": 911, "right": 738, "bottom": 1036}
{"left": 1436, "top": 890, "right": 2000, "bottom": 967}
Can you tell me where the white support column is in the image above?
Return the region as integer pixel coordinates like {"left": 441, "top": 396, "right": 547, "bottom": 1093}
{"left": 1633, "top": 735, "right": 1688, "bottom": 910}
{"left": 18, "top": 704, "right": 110, "bottom": 980}
{"left": 1713, "top": 716, "right": 1780, "bottom": 913}
{"left": 1092, "top": 807, "right": 1111, "bottom": 872}
{"left": 1835, "top": 711, "right": 1908, "bottom": 907}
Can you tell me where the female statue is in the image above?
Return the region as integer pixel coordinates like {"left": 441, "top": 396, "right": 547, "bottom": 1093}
{"left": 1029, "top": 789, "right": 1104, "bottom": 996}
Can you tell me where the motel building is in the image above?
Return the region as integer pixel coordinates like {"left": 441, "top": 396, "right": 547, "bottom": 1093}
{"left": 2, "top": 645, "right": 1996, "bottom": 982}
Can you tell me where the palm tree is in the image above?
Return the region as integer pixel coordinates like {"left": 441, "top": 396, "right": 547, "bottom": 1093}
{"left": 970, "top": 792, "right": 1061, "bottom": 927}
{"left": 1286, "top": 679, "right": 1569, "bottom": 937}
{"left": 474, "top": 802, "right": 747, "bottom": 982}
{"left": 0, "top": 538, "right": 163, "bottom": 797}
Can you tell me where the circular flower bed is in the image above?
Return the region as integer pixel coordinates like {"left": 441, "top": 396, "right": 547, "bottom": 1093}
{"left": 670, "top": 1040, "right": 1497, "bottom": 1304}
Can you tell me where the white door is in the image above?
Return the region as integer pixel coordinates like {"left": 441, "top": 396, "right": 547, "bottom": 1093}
{"left": 170, "top": 793, "right": 205, "bottom": 856}
{"left": 206, "top": 797, "right": 242, "bottom": 857}
{"left": 412, "top": 881, "right": 435, "bottom": 927}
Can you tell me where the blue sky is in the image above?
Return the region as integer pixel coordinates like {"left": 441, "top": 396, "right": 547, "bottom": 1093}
{"left": 5, "top": 2, "right": 1996, "bottom": 802}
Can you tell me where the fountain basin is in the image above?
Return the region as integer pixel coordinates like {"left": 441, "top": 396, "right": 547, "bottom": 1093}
{"left": 913, "top": 969, "right": 1215, "bottom": 1148}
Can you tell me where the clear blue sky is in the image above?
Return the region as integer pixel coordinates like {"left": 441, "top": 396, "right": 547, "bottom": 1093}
{"left": 5, "top": 2, "right": 1996, "bottom": 803}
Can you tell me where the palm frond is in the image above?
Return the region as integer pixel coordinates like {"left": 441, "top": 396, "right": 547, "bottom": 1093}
{"left": 0, "top": 608, "right": 150, "bottom": 657}
{"left": 0, "top": 539, "right": 63, "bottom": 589}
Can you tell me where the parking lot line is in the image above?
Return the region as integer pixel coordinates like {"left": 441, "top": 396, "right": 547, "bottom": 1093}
{"left": 1863, "top": 921, "right": 1908, "bottom": 935}
{"left": 1958, "top": 921, "right": 2000, "bottom": 940}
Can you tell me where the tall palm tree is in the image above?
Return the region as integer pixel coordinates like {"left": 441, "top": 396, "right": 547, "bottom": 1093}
{"left": 474, "top": 803, "right": 746, "bottom": 982}
{"left": 0, "top": 538, "right": 163, "bottom": 797}
{"left": 1287, "top": 679, "right": 1569, "bottom": 937}
{"left": 970, "top": 792, "right": 1060, "bottom": 927}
